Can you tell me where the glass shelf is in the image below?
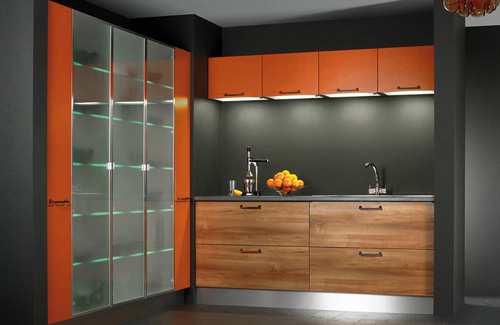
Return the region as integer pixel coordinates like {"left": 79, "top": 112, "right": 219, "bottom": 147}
{"left": 73, "top": 248, "right": 173, "bottom": 267}
{"left": 72, "top": 111, "right": 173, "bottom": 129}
{"left": 74, "top": 61, "right": 110, "bottom": 74}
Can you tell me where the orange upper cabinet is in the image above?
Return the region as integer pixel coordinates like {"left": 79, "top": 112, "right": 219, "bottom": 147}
{"left": 209, "top": 55, "right": 262, "bottom": 100}
{"left": 378, "top": 45, "right": 434, "bottom": 94}
{"left": 263, "top": 52, "right": 318, "bottom": 98}
{"left": 319, "top": 49, "right": 378, "bottom": 97}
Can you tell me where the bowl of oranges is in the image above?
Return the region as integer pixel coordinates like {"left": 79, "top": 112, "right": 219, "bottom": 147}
{"left": 266, "top": 170, "right": 305, "bottom": 196}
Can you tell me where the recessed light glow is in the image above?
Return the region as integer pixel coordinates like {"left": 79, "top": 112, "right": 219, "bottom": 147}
{"left": 268, "top": 95, "right": 322, "bottom": 100}
{"left": 213, "top": 97, "right": 268, "bottom": 102}
{"left": 382, "top": 90, "right": 434, "bottom": 96}
{"left": 322, "top": 93, "right": 380, "bottom": 98}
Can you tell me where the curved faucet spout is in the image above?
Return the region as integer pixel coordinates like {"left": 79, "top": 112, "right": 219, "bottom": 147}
{"left": 364, "top": 162, "right": 382, "bottom": 195}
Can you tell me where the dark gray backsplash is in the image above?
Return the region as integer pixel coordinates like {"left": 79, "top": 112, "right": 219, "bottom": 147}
{"left": 221, "top": 96, "right": 434, "bottom": 196}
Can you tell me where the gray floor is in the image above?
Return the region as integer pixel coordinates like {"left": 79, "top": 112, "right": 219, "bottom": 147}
{"left": 125, "top": 296, "right": 500, "bottom": 324}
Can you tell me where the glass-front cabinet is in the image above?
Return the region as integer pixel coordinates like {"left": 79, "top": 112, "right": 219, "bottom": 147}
{"left": 71, "top": 11, "right": 175, "bottom": 315}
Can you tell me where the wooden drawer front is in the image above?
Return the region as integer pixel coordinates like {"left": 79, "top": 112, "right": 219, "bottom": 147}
{"left": 196, "top": 244, "right": 310, "bottom": 291}
{"left": 310, "top": 247, "right": 433, "bottom": 296}
{"left": 310, "top": 202, "right": 434, "bottom": 249}
{"left": 196, "top": 202, "right": 309, "bottom": 246}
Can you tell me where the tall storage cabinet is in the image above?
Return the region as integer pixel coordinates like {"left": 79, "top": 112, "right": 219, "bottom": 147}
{"left": 48, "top": 5, "right": 183, "bottom": 321}
{"left": 72, "top": 11, "right": 175, "bottom": 314}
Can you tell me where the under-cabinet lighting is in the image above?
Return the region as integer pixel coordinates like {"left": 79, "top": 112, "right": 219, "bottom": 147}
{"left": 213, "top": 97, "right": 268, "bottom": 102}
{"left": 322, "top": 93, "right": 380, "bottom": 98}
{"left": 382, "top": 90, "right": 434, "bottom": 96}
{"left": 268, "top": 95, "right": 322, "bottom": 100}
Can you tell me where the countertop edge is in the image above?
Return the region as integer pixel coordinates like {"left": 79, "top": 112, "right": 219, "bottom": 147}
{"left": 194, "top": 195, "right": 435, "bottom": 203}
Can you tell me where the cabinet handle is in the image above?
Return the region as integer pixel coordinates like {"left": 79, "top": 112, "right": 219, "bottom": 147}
{"left": 48, "top": 199, "right": 71, "bottom": 207}
{"left": 177, "top": 197, "right": 191, "bottom": 200}
{"left": 337, "top": 88, "right": 359, "bottom": 93}
{"left": 358, "top": 206, "right": 382, "bottom": 211}
{"left": 279, "top": 90, "right": 300, "bottom": 95}
{"left": 224, "top": 92, "right": 245, "bottom": 97}
{"left": 240, "top": 249, "right": 262, "bottom": 254}
{"left": 240, "top": 205, "right": 261, "bottom": 210}
{"left": 359, "top": 251, "right": 382, "bottom": 257}
{"left": 397, "top": 85, "right": 421, "bottom": 90}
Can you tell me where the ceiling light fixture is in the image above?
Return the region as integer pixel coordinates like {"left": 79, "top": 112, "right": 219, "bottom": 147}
{"left": 443, "top": 0, "right": 499, "bottom": 17}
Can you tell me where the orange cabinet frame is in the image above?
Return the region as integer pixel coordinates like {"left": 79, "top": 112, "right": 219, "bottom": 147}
{"left": 47, "top": 1, "right": 72, "bottom": 323}
{"left": 174, "top": 47, "right": 191, "bottom": 291}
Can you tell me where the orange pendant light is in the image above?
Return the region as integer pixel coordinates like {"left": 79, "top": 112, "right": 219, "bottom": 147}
{"left": 444, "top": 0, "right": 499, "bottom": 16}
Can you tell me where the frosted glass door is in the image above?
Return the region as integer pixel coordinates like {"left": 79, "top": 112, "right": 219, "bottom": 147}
{"left": 146, "top": 40, "right": 175, "bottom": 295}
{"left": 72, "top": 12, "right": 111, "bottom": 314}
{"left": 112, "top": 28, "right": 145, "bottom": 304}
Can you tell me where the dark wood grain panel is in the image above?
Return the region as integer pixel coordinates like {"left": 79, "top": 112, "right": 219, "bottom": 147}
{"left": 196, "top": 202, "right": 309, "bottom": 246}
{"left": 196, "top": 244, "right": 310, "bottom": 291}
{"left": 310, "top": 247, "right": 434, "bottom": 296}
{"left": 310, "top": 202, "right": 434, "bottom": 249}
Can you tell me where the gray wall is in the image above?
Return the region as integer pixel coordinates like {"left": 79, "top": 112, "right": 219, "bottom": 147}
{"left": 222, "top": 96, "right": 434, "bottom": 196}
{"left": 0, "top": 0, "right": 48, "bottom": 323}
{"left": 465, "top": 25, "right": 500, "bottom": 296}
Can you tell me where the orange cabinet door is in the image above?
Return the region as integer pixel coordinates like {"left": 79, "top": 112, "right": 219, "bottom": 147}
{"left": 47, "top": 1, "right": 72, "bottom": 323}
{"left": 378, "top": 45, "right": 434, "bottom": 93}
{"left": 209, "top": 55, "right": 262, "bottom": 99}
{"left": 263, "top": 52, "right": 318, "bottom": 97}
{"left": 319, "top": 49, "right": 377, "bottom": 95}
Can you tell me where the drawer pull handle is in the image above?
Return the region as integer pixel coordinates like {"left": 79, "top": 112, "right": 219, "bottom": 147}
{"left": 240, "top": 205, "right": 261, "bottom": 210}
{"left": 279, "top": 90, "right": 301, "bottom": 95}
{"left": 358, "top": 206, "right": 382, "bottom": 211}
{"left": 48, "top": 199, "right": 71, "bottom": 207}
{"left": 177, "top": 197, "right": 191, "bottom": 200}
{"left": 224, "top": 92, "right": 245, "bottom": 97}
{"left": 337, "top": 88, "right": 359, "bottom": 93}
{"left": 359, "top": 251, "right": 382, "bottom": 257}
{"left": 397, "top": 85, "right": 421, "bottom": 90}
{"left": 240, "top": 249, "right": 262, "bottom": 254}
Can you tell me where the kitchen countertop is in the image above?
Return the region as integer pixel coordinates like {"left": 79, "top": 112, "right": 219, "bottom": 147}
{"left": 194, "top": 195, "right": 434, "bottom": 202}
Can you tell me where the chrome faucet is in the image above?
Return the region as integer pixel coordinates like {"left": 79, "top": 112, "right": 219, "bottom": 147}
{"left": 364, "top": 162, "right": 386, "bottom": 195}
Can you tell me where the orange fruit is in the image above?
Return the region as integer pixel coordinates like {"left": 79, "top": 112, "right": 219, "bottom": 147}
{"left": 298, "top": 180, "right": 304, "bottom": 188}
{"left": 234, "top": 189, "right": 242, "bottom": 196}
{"left": 266, "top": 178, "right": 274, "bottom": 187}
{"left": 290, "top": 174, "right": 298, "bottom": 181}
{"left": 292, "top": 180, "right": 300, "bottom": 189}
{"left": 274, "top": 172, "right": 285, "bottom": 180}
{"left": 290, "top": 187, "right": 297, "bottom": 192}
{"left": 280, "top": 189, "right": 288, "bottom": 195}
{"left": 273, "top": 179, "right": 283, "bottom": 188}
{"left": 282, "top": 178, "right": 292, "bottom": 187}
{"left": 282, "top": 170, "right": 290, "bottom": 177}
{"left": 282, "top": 186, "right": 291, "bottom": 192}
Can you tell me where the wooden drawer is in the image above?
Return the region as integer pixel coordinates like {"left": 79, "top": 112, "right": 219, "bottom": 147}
{"left": 196, "top": 202, "right": 309, "bottom": 246}
{"left": 196, "top": 244, "right": 309, "bottom": 291}
{"left": 310, "top": 247, "right": 433, "bottom": 296}
{"left": 310, "top": 202, "right": 434, "bottom": 249}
